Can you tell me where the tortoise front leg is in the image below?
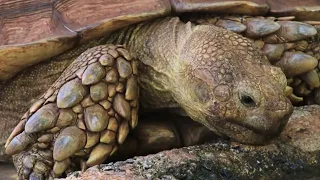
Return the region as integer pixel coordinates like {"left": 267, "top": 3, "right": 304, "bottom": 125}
{"left": 5, "top": 45, "right": 139, "bottom": 179}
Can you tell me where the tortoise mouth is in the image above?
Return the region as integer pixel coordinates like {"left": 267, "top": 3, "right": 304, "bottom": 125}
{"left": 224, "top": 117, "right": 287, "bottom": 136}
{"left": 222, "top": 122, "right": 276, "bottom": 145}
{"left": 206, "top": 117, "right": 279, "bottom": 145}
{"left": 205, "top": 102, "right": 292, "bottom": 144}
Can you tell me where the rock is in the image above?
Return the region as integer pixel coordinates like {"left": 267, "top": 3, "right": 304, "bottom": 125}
{"left": 280, "top": 105, "right": 320, "bottom": 152}
{"left": 66, "top": 105, "right": 320, "bottom": 180}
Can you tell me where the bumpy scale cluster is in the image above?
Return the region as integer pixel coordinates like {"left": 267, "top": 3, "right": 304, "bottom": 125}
{"left": 5, "top": 45, "right": 139, "bottom": 178}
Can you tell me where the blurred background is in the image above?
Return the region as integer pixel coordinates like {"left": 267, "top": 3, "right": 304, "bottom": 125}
{"left": 0, "top": 162, "right": 17, "bottom": 180}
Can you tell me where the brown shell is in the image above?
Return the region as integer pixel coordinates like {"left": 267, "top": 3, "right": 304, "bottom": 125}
{"left": 0, "top": 0, "right": 319, "bottom": 80}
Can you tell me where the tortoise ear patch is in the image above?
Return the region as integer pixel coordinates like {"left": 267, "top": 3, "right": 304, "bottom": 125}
{"left": 194, "top": 81, "right": 212, "bottom": 103}
{"left": 213, "top": 84, "right": 231, "bottom": 102}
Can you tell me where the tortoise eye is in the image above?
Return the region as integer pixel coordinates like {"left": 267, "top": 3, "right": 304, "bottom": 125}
{"left": 240, "top": 94, "right": 256, "bottom": 107}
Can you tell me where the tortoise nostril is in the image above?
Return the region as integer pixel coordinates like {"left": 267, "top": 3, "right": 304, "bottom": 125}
{"left": 240, "top": 94, "right": 256, "bottom": 107}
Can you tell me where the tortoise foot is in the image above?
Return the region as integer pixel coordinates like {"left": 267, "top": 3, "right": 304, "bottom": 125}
{"left": 5, "top": 45, "right": 139, "bottom": 179}
{"left": 13, "top": 148, "right": 54, "bottom": 180}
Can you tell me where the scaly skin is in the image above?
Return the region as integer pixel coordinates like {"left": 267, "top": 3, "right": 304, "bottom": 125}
{"left": 0, "top": 40, "right": 104, "bottom": 160}
{"left": 109, "top": 17, "right": 293, "bottom": 143}
{"left": 3, "top": 17, "right": 293, "bottom": 179}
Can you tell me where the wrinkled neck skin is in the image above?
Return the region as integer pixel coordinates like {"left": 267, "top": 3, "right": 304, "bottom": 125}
{"left": 108, "top": 17, "right": 222, "bottom": 133}
{"left": 107, "top": 17, "right": 192, "bottom": 109}
{"left": 126, "top": 18, "right": 205, "bottom": 114}
{"left": 106, "top": 17, "right": 293, "bottom": 144}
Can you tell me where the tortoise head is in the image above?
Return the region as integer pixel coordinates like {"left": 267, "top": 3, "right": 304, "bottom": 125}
{"left": 173, "top": 25, "right": 293, "bottom": 144}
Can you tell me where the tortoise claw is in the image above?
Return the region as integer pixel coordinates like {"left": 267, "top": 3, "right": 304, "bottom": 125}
{"left": 5, "top": 119, "right": 27, "bottom": 148}
{"left": 6, "top": 132, "right": 34, "bottom": 155}
{"left": 86, "top": 143, "right": 113, "bottom": 166}
{"left": 53, "top": 126, "right": 86, "bottom": 161}
{"left": 53, "top": 158, "right": 71, "bottom": 177}
{"left": 25, "top": 104, "right": 59, "bottom": 134}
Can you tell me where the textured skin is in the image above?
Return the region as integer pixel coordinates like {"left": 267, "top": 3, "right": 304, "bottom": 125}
{"left": 0, "top": 40, "right": 104, "bottom": 160}
{"left": 3, "top": 17, "right": 293, "bottom": 179}
{"left": 108, "top": 17, "right": 293, "bottom": 144}
{"left": 0, "top": 56, "right": 68, "bottom": 161}
{"left": 7, "top": 43, "right": 140, "bottom": 179}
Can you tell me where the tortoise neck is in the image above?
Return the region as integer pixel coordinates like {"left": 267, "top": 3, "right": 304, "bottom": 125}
{"left": 106, "top": 17, "right": 193, "bottom": 71}
{"left": 105, "top": 17, "right": 194, "bottom": 109}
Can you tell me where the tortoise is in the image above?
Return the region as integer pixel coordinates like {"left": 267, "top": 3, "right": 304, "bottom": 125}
{"left": 1, "top": 0, "right": 320, "bottom": 179}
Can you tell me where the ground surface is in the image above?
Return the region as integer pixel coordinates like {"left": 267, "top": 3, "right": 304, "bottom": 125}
{"left": 0, "top": 163, "right": 17, "bottom": 180}
{"left": 65, "top": 105, "right": 320, "bottom": 180}
{"left": 2, "top": 105, "right": 320, "bottom": 180}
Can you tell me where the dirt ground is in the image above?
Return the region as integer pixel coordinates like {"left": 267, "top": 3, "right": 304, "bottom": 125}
{"left": 0, "top": 163, "right": 17, "bottom": 180}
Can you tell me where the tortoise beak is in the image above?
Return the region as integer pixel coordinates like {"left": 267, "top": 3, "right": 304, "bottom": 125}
{"left": 237, "top": 98, "right": 293, "bottom": 136}
{"left": 206, "top": 97, "right": 293, "bottom": 145}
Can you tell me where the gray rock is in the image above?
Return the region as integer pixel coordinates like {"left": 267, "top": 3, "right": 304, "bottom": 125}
{"left": 65, "top": 105, "right": 320, "bottom": 180}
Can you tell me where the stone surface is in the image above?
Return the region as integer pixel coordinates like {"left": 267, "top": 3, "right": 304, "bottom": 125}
{"left": 65, "top": 105, "right": 320, "bottom": 180}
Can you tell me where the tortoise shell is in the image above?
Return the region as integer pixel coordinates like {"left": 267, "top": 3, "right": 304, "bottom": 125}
{"left": 0, "top": 0, "right": 319, "bottom": 80}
